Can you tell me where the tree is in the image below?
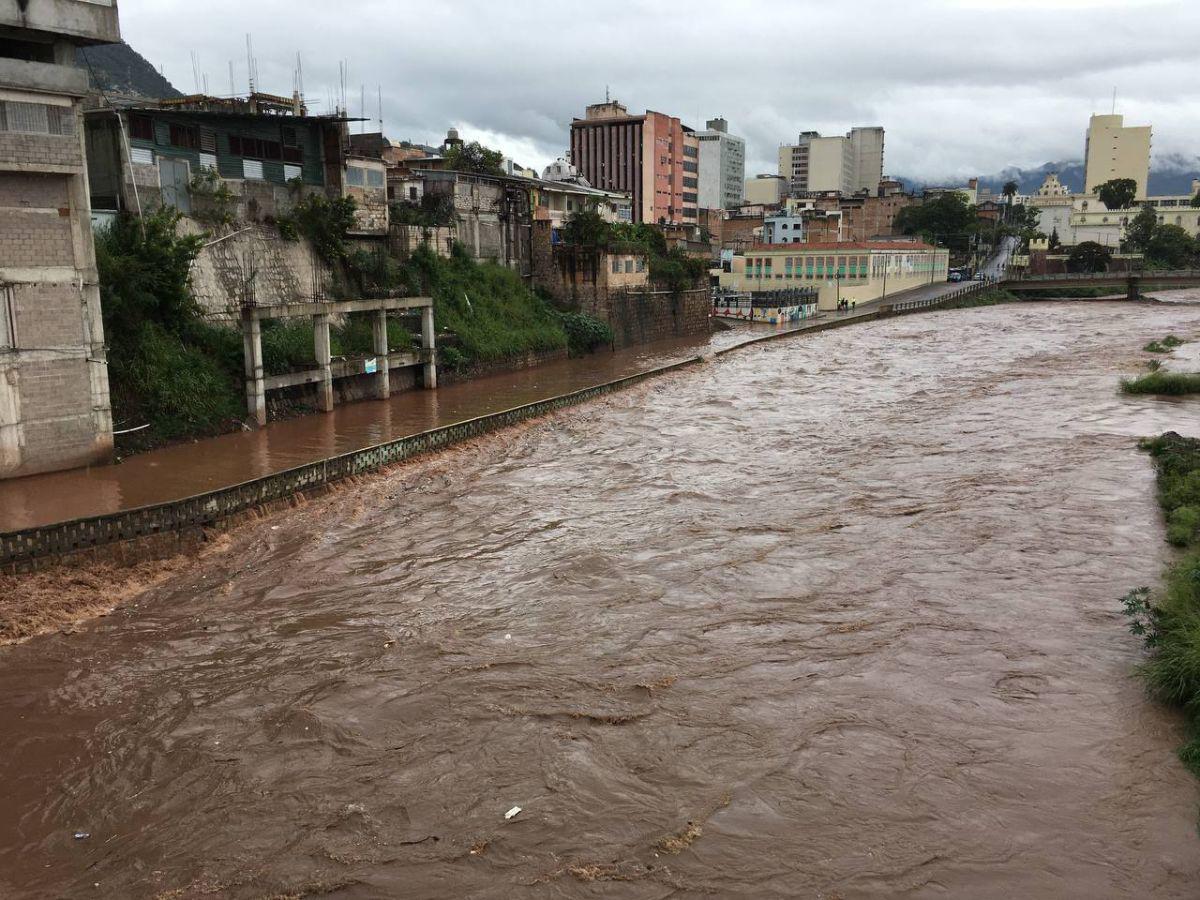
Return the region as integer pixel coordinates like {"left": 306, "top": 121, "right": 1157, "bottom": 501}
{"left": 1191, "top": 192, "right": 1200, "bottom": 209}
{"left": 1144, "top": 224, "right": 1198, "bottom": 269}
{"left": 1002, "top": 180, "right": 1019, "bottom": 203}
{"left": 894, "top": 192, "right": 980, "bottom": 252}
{"left": 1124, "top": 205, "right": 1158, "bottom": 253}
{"left": 560, "top": 208, "right": 611, "bottom": 247}
{"left": 1048, "top": 227, "right": 1062, "bottom": 251}
{"left": 1097, "top": 178, "right": 1138, "bottom": 210}
{"left": 441, "top": 141, "right": 505, "bottom": 176}
{"left": 1067, "top": 241, "right": 1113, "bottom": 273}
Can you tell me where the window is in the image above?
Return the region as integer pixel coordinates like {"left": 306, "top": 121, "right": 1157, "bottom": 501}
{"left": 409, "top": 186, "right": 418, "bottom": 201}
{"left": 0, "top": 100, "right": 74, "bottom": 136}
{"left": 200, "top": 130, "right": 217, "bottom": 153}
{"left": 683, "top": 177, "right": 698, "bottom": 188}
{"left": 346, "top": 166, "right": 365, "bottom": 187}
{"left": 283, "top": 164, "right": 302, "bottom": 182}
{"left": 682, "top": 161, "right": 698, "bottom": 174}
{"left": 243, "top": 159, "right": 264, "bottom": 180}
{"left": 367, "top": 169, "right": 384, "bottom": 188}
{"left": 129, "top": 114, "right": 154, "bottom": 141}
{"left": 612, "top": 259, "right": 621, "bottom": 274}
{"left": 168, "top": 123, "right": 199, "bottom": 149}
{"left": 636, "top": 258, "right": 646, "bottom": 272}
{"left": 199, "top": 152, "right": 218, "bottom": 172}
{"left": 624, "top": 259, "right": 633, "bottom": 273}
{"left": 230, "top": 135, "right": 283, "bottom": 161}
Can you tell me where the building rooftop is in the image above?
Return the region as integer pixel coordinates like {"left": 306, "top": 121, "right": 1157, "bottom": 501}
{"left": 746, "top": 241, "right": 937, "bottom": 252}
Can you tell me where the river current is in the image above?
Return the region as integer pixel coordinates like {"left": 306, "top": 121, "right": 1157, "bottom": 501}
{"left": 2, "top": 301, "right": 1199, "bottom": 898}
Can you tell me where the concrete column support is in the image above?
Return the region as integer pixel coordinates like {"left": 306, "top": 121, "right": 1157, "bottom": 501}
{"left": 241, "top": 311, "right": 266, "bottom": 427}
{"left": 373, "top": 308, "right": 391, "bottom": 400}
{"left": 313, "top": 313, "right": 334, "bottom": 412}
{"left": 421, "top": 304, "right": 437, "bottom": 390}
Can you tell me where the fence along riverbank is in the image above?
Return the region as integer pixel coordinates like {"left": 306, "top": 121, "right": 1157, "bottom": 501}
{"left": 0, "top": 281, "right": 992, "bottom": 570}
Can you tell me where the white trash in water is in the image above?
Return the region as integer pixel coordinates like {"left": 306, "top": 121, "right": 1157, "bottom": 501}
{"left": 505, "top": 806, "right": 522, "bottom": 820}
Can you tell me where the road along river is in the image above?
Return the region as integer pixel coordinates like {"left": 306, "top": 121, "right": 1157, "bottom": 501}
{"left": 2, "top": 300, "right": 1199, "bottom": 898}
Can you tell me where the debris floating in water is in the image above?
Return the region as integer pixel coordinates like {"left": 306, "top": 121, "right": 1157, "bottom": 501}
{"left": 504, "top": 806, "right": 522, "bottom": 820}
{"left": 73, "top": 832, "right": 90, "bottom": 840}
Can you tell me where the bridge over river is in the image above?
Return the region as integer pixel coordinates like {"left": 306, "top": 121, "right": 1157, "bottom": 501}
{"left": 1002, "top": 268, "right": 1200, "bottom": 299}
{"left": 1, "top": 300, "right": 1199, "bottom": 897}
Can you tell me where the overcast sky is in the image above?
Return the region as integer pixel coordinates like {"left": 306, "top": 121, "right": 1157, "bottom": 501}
{"left": 121, "top": 0, "right": 1199, "bottom": 182}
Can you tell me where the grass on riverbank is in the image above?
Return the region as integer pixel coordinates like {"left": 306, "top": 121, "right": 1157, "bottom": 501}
{"left": 1123, "top": 433, "right": 1200, "bottom": 776}
{"left": 941, "top": 288, "right": 1022, "bottom": 309}
{"left": 1120, "top": 371, "right": 1200, "bottom": 396}
{"left": 1145, "top": 335, "right": 1185, "bottom": 354}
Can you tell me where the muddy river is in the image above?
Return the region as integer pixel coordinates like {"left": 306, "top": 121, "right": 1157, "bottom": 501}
{"left": 2, "top": 301, "right": 1200, "bottom": 898}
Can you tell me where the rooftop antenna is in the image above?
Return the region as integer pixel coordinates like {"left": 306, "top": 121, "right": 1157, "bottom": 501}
{"left": 377, "top": 85, "right": 383, "bottom": 135}
{"left": 228, "top": 60, "right": 235, "bottom": 97}
{"left": 296, "top": 52, "right": 305, "bottom": 105}
{"left": 190, "top": 50, "right": 200, "bottom": 93}
{"left": 360, "top": 83, "right": 365, "bottom": 134}
{"left": 1112, "top": 87, "right": 1117, "bottom": 115}
{"left": 605, "top": 84, "right": 610, "bottom": 103}
{"left": 246, "top": 34, "right": 257, "bottom": 95}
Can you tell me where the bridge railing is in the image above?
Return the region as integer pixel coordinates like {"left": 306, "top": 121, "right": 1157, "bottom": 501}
{"left": 886, "top": 281, "right": 988, "bottom": 313}
{"left": 1007, "top": 269, "right": 1200, "bottom": 283}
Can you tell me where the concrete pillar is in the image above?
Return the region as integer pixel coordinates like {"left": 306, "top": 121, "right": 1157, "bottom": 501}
{"left": 241, "top": 311, "right": 266, "bottom": 426}
{"left": 421, "top": 304, "right": 437, "bottom": 390}
{"left": 373, "top": 308, "right": 391, "bottom": 400}
{"left": 1127, "top": 276, "right": 1140, "bottom": 302}
{"left": 313, "top": 312, "right": 334, "bottom": 412}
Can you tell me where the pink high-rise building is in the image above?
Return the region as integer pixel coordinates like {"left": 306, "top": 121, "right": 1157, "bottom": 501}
{"left": 569, "top": 100, "right": 698, "bottom": 226}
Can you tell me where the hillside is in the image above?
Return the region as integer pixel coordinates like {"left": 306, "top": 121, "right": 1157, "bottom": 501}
{"left": 901, "top": 154, "right": 1200, "bottom": 198}
{"left": 78, "top": 42, "right": 181, "bottom": 101}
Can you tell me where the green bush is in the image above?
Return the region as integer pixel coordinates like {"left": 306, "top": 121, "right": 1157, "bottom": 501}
{"left": 1167, "top": 506, "right": 1200, "bottom": 547}
{"left": 556, "top": 310, "right": 613, "bottom": 355}
{"left": 1120, "top": 372, "right": 1200, "bottom": 395}
{"left": 334, "top": 313, "right": 414, "bottom": 356}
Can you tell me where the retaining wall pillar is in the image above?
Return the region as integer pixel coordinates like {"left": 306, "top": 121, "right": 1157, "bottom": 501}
{"left": 373, "top": 308, "right": 391, "bottom": 400}
{"left": 313, "top": 312, "right": 334, "bottom": 412}
{"left": 241, "top": 311, "right": 266, "bottom": 426}
{"left": 421, "top": 305, "right": 437, "bottom": 389}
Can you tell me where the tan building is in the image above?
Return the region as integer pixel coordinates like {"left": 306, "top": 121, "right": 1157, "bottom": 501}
{"left": 1, "top": 0, "right": 120, "bottom": 478}
{"left": 1083, "top": 113, "right": 1151, "bottom": 199}
{"left": 718, "top": 241, "right": 948, "bottom": 311}
{"left": 743, "top": 174, "right": 787, "bottom": 206}
{"left": 779, "top": 126, "right": 885, "bottom": 195}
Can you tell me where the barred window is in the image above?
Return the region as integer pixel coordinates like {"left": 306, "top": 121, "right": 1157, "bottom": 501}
{"left": 0, "top": 100, "right": 74, "bottom": 136}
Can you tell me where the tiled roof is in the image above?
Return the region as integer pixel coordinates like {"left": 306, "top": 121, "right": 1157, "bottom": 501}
{"left": 745, "top": 241, "right": 937, "bottom": 252}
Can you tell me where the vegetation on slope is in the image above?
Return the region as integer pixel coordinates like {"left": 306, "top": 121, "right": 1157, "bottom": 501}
{"left": 1122, "top": 434, "right": 1200, "bottom": 776}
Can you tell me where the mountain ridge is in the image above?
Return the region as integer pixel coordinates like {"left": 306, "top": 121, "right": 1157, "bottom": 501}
{"left": 898, "top": 155, "right": 1200, "bottom": 198}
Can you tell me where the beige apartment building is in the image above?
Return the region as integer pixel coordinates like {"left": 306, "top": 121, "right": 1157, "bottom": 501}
{"left": 779, "top": 126, "right": 885, "bottom": 196}
{"left": 1, "top": 0, "right": 120, "bottom": 479}
{"left": 1083, "top": 113, "right": 1152, "bottom": 199}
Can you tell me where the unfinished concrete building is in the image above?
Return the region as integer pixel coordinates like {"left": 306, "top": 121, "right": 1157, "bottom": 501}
{"left": 0, "top": 0, "right": 120, "bottom": 479}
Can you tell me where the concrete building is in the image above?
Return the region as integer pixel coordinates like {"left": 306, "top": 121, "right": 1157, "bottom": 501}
{"left": 1083, "top": 113, "right": 1151, "bottom": 199}
{"left": 779, "top": 126, "right": 885, "bottom": 195}
{"left": 719, "top": 241, "right": 948, "bottom": 311}
{"left": 568, "top": 99, "right": 699, "bottom": 226}
{"left": 762, "top": 209, "right": 806, "bottom": 244}
{"left": 1, "top": 0, "right": 120, "bottom": 479}
{"left": 743, "top": 174, "right": 787, "bottom": 206}
{"left": 695, "top": 117, "right": 744, "bottom": 210}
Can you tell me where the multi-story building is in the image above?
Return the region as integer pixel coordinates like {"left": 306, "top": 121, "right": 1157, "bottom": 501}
{"left": 762, "top": 209, "right": 806, "bottom": 244}
{"left": 719, "top": 240, "right": 948, "bottom": 310}
{"left": 1, "top": 0, "right": 120, "bottom": 479}
{"left": 1083, "top": 113, "right": 1151, "bottom": 199}
{"left": 743, "top": 173, "right": 787, "bottom": 206}
{"left": 568, "top": 99, "right": 698, "bottom": 225}
{"left": 695, "top": 117, "right": 744, "bottom": 210}
{"left": 778, "top": 126, "right": 885, "bottom": 196}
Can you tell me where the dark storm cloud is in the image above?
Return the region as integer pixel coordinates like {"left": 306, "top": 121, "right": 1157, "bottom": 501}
{"left": 121, "top": 0, "right": 1200, "bottom": 180}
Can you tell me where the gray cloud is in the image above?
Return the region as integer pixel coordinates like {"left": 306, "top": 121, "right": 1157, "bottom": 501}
{"left": 121, "top": 0, "right": 1200, "bottom": 181}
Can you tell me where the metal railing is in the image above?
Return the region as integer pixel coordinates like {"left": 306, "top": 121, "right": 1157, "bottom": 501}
{"left": 886, "top": 281, "right": 988, "bottom": 313}
{"left": 1006, "top": 269, "right": 1200, "bottom": 284}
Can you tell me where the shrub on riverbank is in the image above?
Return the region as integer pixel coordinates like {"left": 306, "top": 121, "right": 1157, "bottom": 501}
{"left": 1120, "top": 371, "right": 1200, "bottom": 396}
{"left": 943, "top": 288, "right": 1022, "bottom": 309}
{"left": 1124, "top": 433, "right": 1200, "bottom": 775}
{"left": 1144, "top": 335, "right": 1185, "bottom": 354}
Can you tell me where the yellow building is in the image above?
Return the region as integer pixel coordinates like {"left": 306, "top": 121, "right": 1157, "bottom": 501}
{"left": 1083, "top": 114, "right": 1152, "bottom": 199}
{"left": 719, "top": 241, "right": 949, "bottom": 311}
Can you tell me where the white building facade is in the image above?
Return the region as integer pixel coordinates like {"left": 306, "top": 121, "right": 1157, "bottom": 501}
{"left": 695, "top": 117, "right": 745, "bottom": 210}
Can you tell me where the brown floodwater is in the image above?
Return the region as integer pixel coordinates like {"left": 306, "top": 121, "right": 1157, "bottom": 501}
{"left": 2, "top": 301, "right": 1200, "bottom": 898}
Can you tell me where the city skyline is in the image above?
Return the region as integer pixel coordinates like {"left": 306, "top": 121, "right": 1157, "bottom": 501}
{"left": 120, "top": 0, "right": 1200, "bottom": 183}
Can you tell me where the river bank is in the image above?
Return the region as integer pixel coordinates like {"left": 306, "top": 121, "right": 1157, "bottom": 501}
{"left": 2, "top": 301, "right": 1198, "bottom": 897}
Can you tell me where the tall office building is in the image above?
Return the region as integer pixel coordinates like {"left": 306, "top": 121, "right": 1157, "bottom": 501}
{"left": 569, "top": 99, "right": 699, "bottom": 225}
{"left": 1083, "top": 113, "right": 1151, "bottom": 199}
{"left": 695, "top": 117, "right": 745, "bottom": 210}
{"left": 1, "top": 0, "right": 120, "bottom": 478}
{"left": 779, "top": 126, "right": 885, "bottom": 196}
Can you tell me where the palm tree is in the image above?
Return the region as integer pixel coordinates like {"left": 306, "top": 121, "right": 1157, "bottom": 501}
{"left": 1002, "top": 180, "right": 1018, "bottom": 224}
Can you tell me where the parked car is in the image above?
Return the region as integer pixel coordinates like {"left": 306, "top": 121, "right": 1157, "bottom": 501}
{"left": 974, "top": 272, "right": 987, "bottom": 281}
{"left": 948, "top": 272, "right": 964, "bottom": 283}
